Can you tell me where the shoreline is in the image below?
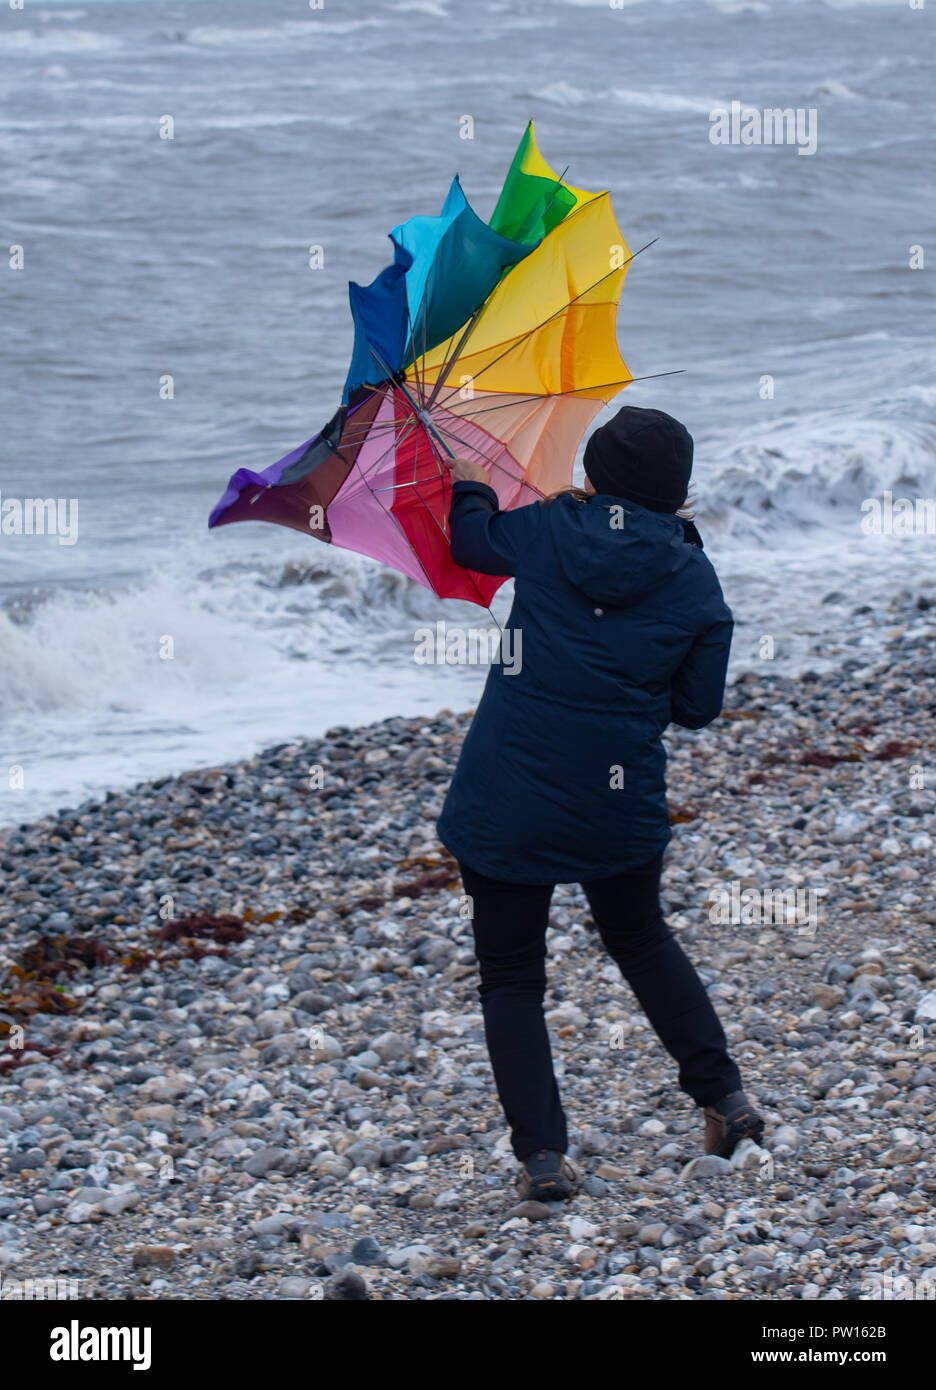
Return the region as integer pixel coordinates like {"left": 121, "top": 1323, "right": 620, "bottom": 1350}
{"left": 2, "top": 535, "right": 931, "bottom": 833}
{"left": 0, "top": 589, "right": 934, "bottom": 1299}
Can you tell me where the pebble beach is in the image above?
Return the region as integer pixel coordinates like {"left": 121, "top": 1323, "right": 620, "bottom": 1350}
{"left": 1, "top": 587, "right": 935, "bottom": 1302}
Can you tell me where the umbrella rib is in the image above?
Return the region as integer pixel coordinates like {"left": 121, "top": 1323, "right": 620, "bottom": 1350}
{"left": 330, "top": 383, "right": 420, "bottom": 486}
{"left": 365, "top": 342, "right": 454, "bottom": 461}
{"left": 333, "top": 385, "right": 426, "bottom": 443}
{"left": 328, "top": 393, "right": 446, "bottom": 592}
{"left": 402, "top": 287, "right": 427, "bottom": 405}
{"left": 408, "top": 273, "right": 431, "bottom": 405}
{"left": 337, "top": 368, "right": 682, "bottom": 458}
{"left": 358, "top": 465, "right": 447, "bottom": 597}
{"left": 340, "top": 389, "right": 435, "bottom": 496}
{"left": 252, "top": 211, "right": 658, "bottom": 613}
{"left": 424, "top": 303, "right": 484, "bottom": 410}
{"left": 427, "top": 415, "right": 545, "bottom": 495}
{"left": 354, "top": 226, "right": 658, "bottom": 450}
{"left": 438, "top": 369, "right": 686, "bottom": 423}
{"left": 404, "top": 427, "right": 510, "bottom": 614}
{"left": 421, "top": 164, "right": 575, "bottom": 403}
{"left": 397, "top": 383, "right": 508, "bottom": 478}
{"left": 347, "top": 413, "right": 420, "bottom": 488}
{"left": 389, "top": 389, "right": 534, "bottom": 498}
{"left": 430, "top": 235, "right": 659, "bottom": 414}
{"left": 413, "top": 177, "right": 577, "bottom": 411}
{"left": 270, "top": 378, "right": 507, "bottom": 612}
{"left": 353, "top": 397, "right": 499, "bottom": 609}
{"left": 366, "top": 478, "right": 445, "bottom": 494}
{"left": 335, "top": 414, "right": 406, "bottom": 445}
{"left": 427, "top": 415, "right": 507, "bottom": 469}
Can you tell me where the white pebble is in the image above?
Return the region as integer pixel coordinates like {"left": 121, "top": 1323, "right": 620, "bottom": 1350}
{"left": 567, "top": 1216, "right": 599, "bottom": 1242}
{"left": 639, "top": 1119, "right": 666, "bottom": 1137}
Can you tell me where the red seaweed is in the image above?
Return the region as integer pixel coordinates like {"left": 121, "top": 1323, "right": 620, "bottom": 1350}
{"left": 872, "top": 740, "right": 916, "bottom": 761}
{"left": 155, "top": 912, "right": 247, "bottom": 945}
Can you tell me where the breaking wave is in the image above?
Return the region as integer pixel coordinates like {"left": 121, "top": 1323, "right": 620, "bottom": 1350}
{"left": 695, "top": 415, "right": 936, "bottom": 544}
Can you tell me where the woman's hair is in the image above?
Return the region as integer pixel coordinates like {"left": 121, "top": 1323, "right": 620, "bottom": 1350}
{"left": 542, "top": 485, "right": 591, "bottom": 505}
{"left": 543, "top": 483, "right": 697, "bottom": 521}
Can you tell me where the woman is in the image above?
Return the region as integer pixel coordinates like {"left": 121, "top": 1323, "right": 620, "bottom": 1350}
{"left": 436, "top": 406, "right": 764, "bottom": 1202}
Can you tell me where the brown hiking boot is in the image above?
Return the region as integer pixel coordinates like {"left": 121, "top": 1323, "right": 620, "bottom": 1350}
{"left": 702, "top": 1091, "right": 765, "bottom": 1158}
{"left": 517, "top": 1149, "right": 580, "bottom": 1202}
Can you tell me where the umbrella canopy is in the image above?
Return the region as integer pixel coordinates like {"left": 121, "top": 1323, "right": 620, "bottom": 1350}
{"left": 488, "top": 119, "right": 599, "bottom": 245}
{"left": 209, "top": 124, "right": 635, "bottom": 606}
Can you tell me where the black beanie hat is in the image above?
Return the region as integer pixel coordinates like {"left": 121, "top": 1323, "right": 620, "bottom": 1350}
{"left": 583, "top": 406, "right": 693, "bottom": 512}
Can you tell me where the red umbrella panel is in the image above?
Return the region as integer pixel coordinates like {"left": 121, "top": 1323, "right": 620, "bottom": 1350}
{"left": 210, "top": 381, "right": 542, "bottom": 605}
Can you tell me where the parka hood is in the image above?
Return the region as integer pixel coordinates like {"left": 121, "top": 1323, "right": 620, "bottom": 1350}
{"left": 549, "top": 493, "right": 697, "bottom": 607}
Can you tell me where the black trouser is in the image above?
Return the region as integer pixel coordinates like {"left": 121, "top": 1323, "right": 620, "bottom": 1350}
{"left": 458, "top": 854, "right": 742, "bottom": 1160}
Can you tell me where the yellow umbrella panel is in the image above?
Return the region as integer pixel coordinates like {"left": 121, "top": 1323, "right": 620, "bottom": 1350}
{"left": 406, "top": 191, "right": 634, "bottom": 496}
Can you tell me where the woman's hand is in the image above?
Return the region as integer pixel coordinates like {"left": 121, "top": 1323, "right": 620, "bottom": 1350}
{"left": 446, "top": 455, "right": 491, "bottom": 486}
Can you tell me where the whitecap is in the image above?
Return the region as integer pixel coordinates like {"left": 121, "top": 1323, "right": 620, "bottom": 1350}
{"left": 389, "top": 0, "right": 450, "bottom": 14}
{"left": 709, "top": 0, "right": 769, "bottom": 12}
{"left": 609, "top": 86, "right": 725, "bottom": 114}
{"left": 0, "top": 28, "right": 121, "bottom": 54}
{"left": 0, "top": 539, "right": 501, "bottom": 822}
{"left": 694, "top": 415, "right": 936, "bottom": 548}
{"left": 530, "top": 81, "right": 589, "bottom": 107}
{"left": 808, "top": 78, "right": 860, "bottom": 99}
{"left": 821, "top": 0, "right": 908, "bottom": 8}
{"left": 37, "top": 7, "right": 88, "bottom": 20}
{"left": 183, "top": 18, "right": 382, "bottom": 47}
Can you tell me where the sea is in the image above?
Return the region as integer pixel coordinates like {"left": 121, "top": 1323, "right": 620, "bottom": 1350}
{"left": 1, "top": 0, "right": 934, "bottom": 825}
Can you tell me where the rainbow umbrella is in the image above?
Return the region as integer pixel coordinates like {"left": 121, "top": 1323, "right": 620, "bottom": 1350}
{"left": 209, "top": 124, "right": 636, "bottom": 607}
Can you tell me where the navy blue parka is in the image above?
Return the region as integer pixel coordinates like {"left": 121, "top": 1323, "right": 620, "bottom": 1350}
{"left": 436, "top": 480, "right": 733, "bottom": 884}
